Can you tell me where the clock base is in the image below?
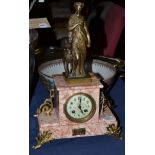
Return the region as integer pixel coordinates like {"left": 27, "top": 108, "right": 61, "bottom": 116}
{"left": 37, "top": 106, "right": 118, "bottom": 139}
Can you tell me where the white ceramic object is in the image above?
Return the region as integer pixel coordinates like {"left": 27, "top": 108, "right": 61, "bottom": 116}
{"left": 38, "top": 59, "right": 116, "bottom": 91}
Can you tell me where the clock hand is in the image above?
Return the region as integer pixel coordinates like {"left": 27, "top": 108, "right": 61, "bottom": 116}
{"left": 77, "top": 96, "right": 84, "bottom": 114}
{"left": 78, "top": 103, "right": 84, "bottom": 114}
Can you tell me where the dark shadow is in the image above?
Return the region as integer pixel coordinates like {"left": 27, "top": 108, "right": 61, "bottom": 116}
{"left": 114, "top": 28, "right": 125, "bottom": 60}
{"left": 88, "top": 6, "right": 107, "bottom": 56}
{"left": 85, "top": 58, "right": 93, "bottom": 73}
{"left": 29, "top": 44, "right": 40, "bottom": 103}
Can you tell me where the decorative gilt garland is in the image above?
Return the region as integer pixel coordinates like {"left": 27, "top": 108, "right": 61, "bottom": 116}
{"left": 100, "top": 92, "right": 112, "bottom": 115}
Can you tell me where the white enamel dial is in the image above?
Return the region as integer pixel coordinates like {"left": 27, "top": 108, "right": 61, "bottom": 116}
{"left": 64, "top": 93, "right": 96, "bottom": 123}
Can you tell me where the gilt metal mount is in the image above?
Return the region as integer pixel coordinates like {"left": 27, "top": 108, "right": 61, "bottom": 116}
{"left": 32, "top": 131, "right": 54, "bottom": 149}
{"left": 106, "top": 124, "right": 122, "bottom": 140}
{"left": 34, "top": 89, "right": 54, "bottom": 117}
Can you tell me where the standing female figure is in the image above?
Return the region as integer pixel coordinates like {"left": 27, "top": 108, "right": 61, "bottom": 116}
{"left": 68, "top": 2, "right": 91, "bottom": 77}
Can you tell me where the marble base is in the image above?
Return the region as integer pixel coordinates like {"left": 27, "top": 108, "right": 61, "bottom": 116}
{"left": 38, "top": 106, "right": 117, "bottom": 139}
{"left": 53, "top": 73, "right": 103, "bottom": 126}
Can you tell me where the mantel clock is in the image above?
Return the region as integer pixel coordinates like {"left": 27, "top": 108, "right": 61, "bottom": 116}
{"left": 33, "top": 2, "right": 121, "bottom": 149}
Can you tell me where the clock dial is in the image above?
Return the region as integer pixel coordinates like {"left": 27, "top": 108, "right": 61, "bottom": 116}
{"left": 64, "top": 93, "right": 96, "bottom": 123}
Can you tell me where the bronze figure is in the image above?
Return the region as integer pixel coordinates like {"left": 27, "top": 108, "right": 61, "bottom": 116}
{"left": 63, "top": 49, "right": 76, "bottom": 77}
{"left": 64, "top": 2, "right": 91, "bottom": 78}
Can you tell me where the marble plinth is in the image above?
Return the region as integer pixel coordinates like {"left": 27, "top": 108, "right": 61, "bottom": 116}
{"left": 36, "top": 73, "right": 117, "bottom": 140}
{"left": 38, "top": 107, "right": 117, "bottom": 139}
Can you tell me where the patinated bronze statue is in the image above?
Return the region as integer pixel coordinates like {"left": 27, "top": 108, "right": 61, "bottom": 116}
{"left": 64, "top": 2, "right": 91, "bottom": 78}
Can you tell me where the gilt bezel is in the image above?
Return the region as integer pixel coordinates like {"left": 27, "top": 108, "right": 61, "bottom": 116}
{"left": 64, "top": 93, "right": 96, "bottom": 123}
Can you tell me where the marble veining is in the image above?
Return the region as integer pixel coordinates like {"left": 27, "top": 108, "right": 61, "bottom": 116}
{"left": 37, "top": 73, "right": 117, "bottom": 140}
